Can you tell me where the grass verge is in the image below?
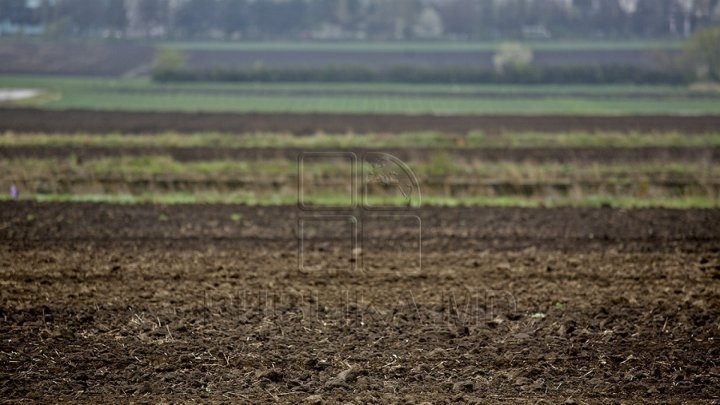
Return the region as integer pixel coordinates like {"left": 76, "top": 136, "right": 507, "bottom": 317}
{"left": 3, "top": 192, "right": 715, "bottom": 209}
{"left": 2, "top": 131, "right": 720, "bottom": 149}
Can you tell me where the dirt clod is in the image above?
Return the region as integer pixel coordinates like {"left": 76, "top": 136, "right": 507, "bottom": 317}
{"left": 324, "top": 368, "right": 362, "bottom": 389}
{"left": 452, "top": 381, "right": 474, "bottom": 393}
{"left": 303, "top": 394, "right": 325, "bottom": 404}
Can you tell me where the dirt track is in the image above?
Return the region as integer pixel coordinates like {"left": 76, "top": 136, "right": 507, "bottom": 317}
{"left": 1, "top": 202, "right": 719, "bottom": 402}
{"left": 3, "top": 108, "right": 720, "bottom": 134}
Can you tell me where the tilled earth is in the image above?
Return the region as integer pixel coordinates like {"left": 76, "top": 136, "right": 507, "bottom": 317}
{"left": 3, "top": 145, "right": 718, "bottom": 164}
{"left": 3, "top": 108, "right": 720, "bottom": 134}
{"left": 1, "top": 203, "right": 719, "bottom": 403}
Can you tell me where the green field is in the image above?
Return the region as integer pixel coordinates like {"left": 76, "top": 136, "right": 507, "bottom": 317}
{"left": 2, "top": 75, "right": 719, "bottom": 115}
{"left": 2, "top": 75, "right": 702, "bottom": 95}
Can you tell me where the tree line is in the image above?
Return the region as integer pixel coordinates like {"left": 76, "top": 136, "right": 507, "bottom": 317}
{"left": 1, "top": 0, "right": 719, "bottom": 40}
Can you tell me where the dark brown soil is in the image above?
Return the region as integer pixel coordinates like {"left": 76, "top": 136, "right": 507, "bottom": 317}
{"left": 3, "top": 145, "right": 718, "bottom": 163}
{"left": 3, "top": 203, "right": 720, "bottom": 250}
{"left": 1, "top": 202, "right": 719, "bottom": 402}
{"left": 3, "top": 108, "right": 720, "bottom": 134}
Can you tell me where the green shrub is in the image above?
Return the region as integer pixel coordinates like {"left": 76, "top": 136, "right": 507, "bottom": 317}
{"left": 684, "top": 26, "right": 720, "bottom": 82}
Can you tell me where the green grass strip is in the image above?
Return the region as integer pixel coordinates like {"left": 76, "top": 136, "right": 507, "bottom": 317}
{"left": 4, "top": 192, "right": 716, "bottom": 209}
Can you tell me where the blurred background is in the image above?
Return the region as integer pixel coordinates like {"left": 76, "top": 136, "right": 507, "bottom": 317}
{"left": 0, "top": 0, "right": 719, "bottom": 208}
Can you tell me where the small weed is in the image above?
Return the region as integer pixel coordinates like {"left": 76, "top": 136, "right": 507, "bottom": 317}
{"left": 158, "top": 214, "right": 169, "bottom": 222}
{"left": 427, "top": 151, "right": 457, "bottom": 177}
{"left": 230, "top": 213, "right": 242, "bottom": 222}
{"left": 26, "top": 213, "right": 35, "bottom": 221}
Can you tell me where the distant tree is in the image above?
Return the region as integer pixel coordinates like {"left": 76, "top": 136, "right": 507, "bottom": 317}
{"left": 138, "top": 0, "right": 168, "bottom": 30}
{"left": 247, "top": 0, "right": 307, "bottom": 37}
{"left": 335, "top": 0, "right": 351, "bottom": 25}
{"left": 104, "top": 0, "right": 127, "bottom": 33}
{"left": 677, "top": 0, "right": 695, "bottom": 37}
{"left": 572, "top": 0, "right": 595, "bottom": 13}
{"left": 174, "top": 0, "right": 217, "bottom": 37}
{"left": 153, "top": 46, "right": 185, "bottom": 71}
{"left": 56, "top": 0, "right": 107, "bottom": 33}
{"left": 19, "top": 0, "right": 720, "bottom": 41}
{"left": 493, "top": 42, "right": 533, "bottom": 73}
{"left": 306, "top": 0, "right": 337, "bottom": 28}
{"left": 413, "top": 7, "right": 443, "bottom": 39}
{"left": 631, "top": 0, "right": 673, "bottom": 37}
{"left": 0, "top": 0, "right": 34, "bottom": 24}
{"left": 217, "top": 0, "right": 248, "bottom": 37}
{"left": 436, "top": 0, "right": 478, "bottom": 38}
{"left": 618, "top": 0, "right": 639, "bottom": 15}
{"left": 684, "top": 26, "right": 720, "bottom": 81}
